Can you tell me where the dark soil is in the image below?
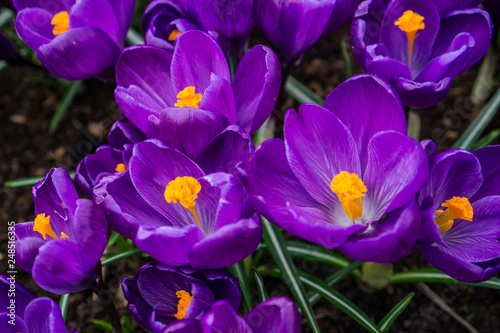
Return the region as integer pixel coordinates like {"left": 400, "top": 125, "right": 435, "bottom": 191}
{"left": 1, "top": 25, "right": 499, "bottom": 333}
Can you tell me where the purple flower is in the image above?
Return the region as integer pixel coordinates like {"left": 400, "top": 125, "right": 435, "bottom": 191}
{"left": 417, "top": 142, "right": 500, "bottom": 282}
{"left": 115, "top": 30, "right": 280, "bottom": 136}
{"left": 351, "top": 0, "right": 492, "bottom": 107}
{"left": 13, "top": 0, "right": 135, "bottom": 81}
{"left": 75, "top": 114, "right": 145, "bottom": 199}
{"left": 254, "top": 0, "right": 336, "bottom": 66}
{"left": 14, "top": 168, "right": 108, "bottom": 294}
{"left": 164, "top": 297, "right": 300, "bottom": 333}
{"left": 322, "top": 0, "right": 363, "bottom": 38}
{"left": 95, "top": 138, "right": 262, "bottom": 269}
{"left": 122, "top": 262, "right": 241, "bottom": 333}
{"left": 143, "top": 0, "right": 255, "bottom": 57}
{"left": 243, "top": 75, "right": 428, "bottom": 263}
{"left": 0, "top": 275, "right": 75, "bottom": 333}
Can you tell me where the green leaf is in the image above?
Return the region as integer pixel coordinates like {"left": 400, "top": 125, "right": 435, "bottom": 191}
{"left": 101, "top": 248, "right": 143, "bottom": 266}
{"left": 106, "top": 231, "right": 121, "bottom": 250}
{"left": 59, "top": 294, "right": 70, "bottom": 320}
{"left": 285, "top": 76, "right": 324, "bottom": 106}
{"left": 261, "top": 218, "right": 320, "bottom": 333}
{"left": 0, "top": 8, "right": 14, "bottom": 29}
{"left": 91, "top": 319, "right": 113, "bottom": 331}
{"left": 407, "top": 109, "right": 421, "bottom": 140}
{"left": 4, "top": 171, "right": 75, "bottom": 187}
{"left": 360, "top": 262, "right": 394, "bottom": 291}
{"left": 472, "top": 129, "right": 500, "bottom": 150}
{"left": 378, "top": 292, "right": 415, "bottom": 333}
{"left": 452, "top": 86, "right": 500, "bottom": 150}
{"left": 49, "top": 80, "right": 83, "bottom": 134}
{"left": 229, "top": 261, "right": 253, "bottom": 312}
{"left": 299, "top": 272, "right": 382, "bottom": 333}
{"left": 126, "top": 28, "right": 145, "bottom": 45}
{"left": 389, "top": 268, "right": 500, "bottom": 290}
{"left": 340, "top": 40, "right": 352, "bottom": 79}
{"left": 253, "top": 268, "right": 269, "bottom": 303}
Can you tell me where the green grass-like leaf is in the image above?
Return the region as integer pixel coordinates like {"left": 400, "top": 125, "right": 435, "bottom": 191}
{"left": 101, "top": 248, "right": 143, "bottom": 266}
{"left": 229, "top": 261, "right": 253, "bottom": 312}
{"left": 285, "top": 76, "right": 324, "bottom": 106}
{"left": 472, "top": 129, "right": 500, "bottom": 149}
{"left": 4, "top": 171, "right": 75, "bottom": 187}
{"left": 59, "top": 293, "right": 70, "bottom": 320}
{"left": 261, "top": 218, "right": 320, "bottom": 333}
{"left": 91, "top": 319, "right": 113, "bottom": 331}
{"left": 253, "top": 268, "right": 269, "bottom": 303}
{"left": 378, "top": 292, "right": 415, "bottom": 333}
{"left": 340, "top": 40, "right": 352, "bottom": 79}
{"left": 49, "top": 80, "right": 83, "bottom": 134}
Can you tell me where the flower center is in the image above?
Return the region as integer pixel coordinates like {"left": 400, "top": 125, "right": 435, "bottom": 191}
{"left": 330, "top": 171, "right": 367, "bottom": 221}
{"left": 174, "top": 290, "right": 193, "bottom": 320}
{"left": 51, "top": 11, "right": 70, "bottom": 36}
{"left": 33, "top": 213, "right": 69, "bottom": 240}
{"left": 168, "top": 29, "right": 182, "bottom": 42}
{"left": 394, "top": 10, "right": 425, "bottom": 67}
{"left": 434, "top": 196, "right": 473, "bottom": 232}
{"left": 165, "top": 176, "right": 203, "bottom": 230}
{"left": 174, "top": 86, "right": 202, "bottom": 108}
{"left": 115, "top": 163, "right": 127, "bottom": 172}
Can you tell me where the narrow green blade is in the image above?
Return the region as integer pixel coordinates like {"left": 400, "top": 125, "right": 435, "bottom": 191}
{"left": 285, "top": 76, "right": 324, "bottom": 106}
{"left": 59, "top": 293, "right": 70, "bottom": 320}
{"left": 378, "top": 293, "right": 415, "bottom": 333}
{"left": 101, "top": 249, "right": 143, "bottom": 266}
{"left": 4, "top": 171, "right": 75, "bottom": 187}
{"left": 253, "top": 268, "right": 269, "bottom": 303}
{"left": 49, "top": 80, "right": 83, "bottom": 134}
{"left": 229, "top": 261, "right": 252, "bottom": 312}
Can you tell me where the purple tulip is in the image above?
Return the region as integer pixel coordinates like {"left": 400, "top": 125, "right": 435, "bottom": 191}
{"left": 0, "top": 275, "right": 75, "bottom": 333}
{"left": 351, "top": 0, "right": 492, "bottom": 107}
{"left": 143, "top": 0, "right": 255, "bottom": 57}
{"left": 14, "top": 168, "right": 108, "bottom": 294}
{"left": 95, "top": 138, "right": 262, "bottom": 269}
{"left": 75, "top": 114, "right": 145, "bottom": 199}
{"left": 254, "top": 0, "right": 335, "bottom": 66}
{"left": 417, "top": 142, "right": 500, "bottom": 282}
{"left": 164, "top": 297, "right": 300, "bottom": 333}
{"left": 115, "top": 30, "right": 280, "bottom": 136}
{"left": 243, "top": 75, "right": 428, "bottom": 263}
{"left": 13, "top": 0, "right": 135, "bottom": 81}
{"left": 122, "top": 262, "right": 241, "bottom": 333}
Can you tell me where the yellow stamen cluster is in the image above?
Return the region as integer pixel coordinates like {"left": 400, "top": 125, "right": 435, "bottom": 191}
{"left": 330, "top": 171, "right": 367, "bottom": 221}
{"left": 394, "top": 10, "right": 425, "bottom": 66}
{"left": 434, "top": 196, "right": 473, "bottom": 232}
{"left": 165, "top": 176, "right": 204, "bottom": 230}
{"left": 174, "top": 86, "right": 202, "bottom": 108}
{"left": 51, "top": 11, "right": 70, "bottom": 36}
{"left": 115, "top": 163, "right": 127, "bottom": 172}
{"left": 168, "top": 29, "right": 182, "bottom": 42}
{"left": 33, "top": 213, "right": 69, "bottom": 240}
{"left": 174, "top": 290, "right": 193, "bottom": 320}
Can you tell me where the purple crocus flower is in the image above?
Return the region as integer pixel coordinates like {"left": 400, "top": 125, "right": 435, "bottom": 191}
{"left": 254, "top": 0, "right": 339, "bottom": 66}
{"left": 351, "top": 0, "right": 492, "bottom": 107}
{"left": 322, "top": 0, "right": 363, "bottom": 37}
{"left": 95, "top": 138, "right": 262, "bottom": 269}
{"left": 75, "top": 114, "right": 145, "bottom": 199}
{"left": 122, "top": 262, "right": 241, "bottom": 333}
{"left": 0, "top": 275, "right": 76, "bottom": 333}
{"left": 143, "top": 0, "right": 255, "bottom": 57}
{"left": 14, "top": 168, "right": 108, "bottom": 294}
{"left": 13, "top": 0, "right": 135, "bottom": 81}
{"left": 417, "top": 142, "right": 500, "bottom": 283}
{"left": 243, "top": 75, "right": 428, "bottom": 263}
{"left": 115, "top": 30, "right": 280, "bottom": 137}
{"left": 163, "top": 297, "right": 300, "bottom": 333}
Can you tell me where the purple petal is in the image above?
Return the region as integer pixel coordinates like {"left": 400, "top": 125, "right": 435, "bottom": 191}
{"left": 472, "top": 145, "right": 500, "bottom": 200}
{"left": 324, "top": 74, "right": 407, "bottom": 170}
{"left": 0, "top": 275, "right": 34, "bottom": 319}
{"left": 389, "top": 76, "right": 453, "bottom": 108}
{"left": 364, "top": 44, "right": 412, "bottom": 82}
{"left": 284, "top": 105, "right": 360, "bottom": 209}
{"left": 363, "top": 131, "right": 428, "bottom": 220}
{"left": 14, "top": 222, "right": 44, "bottom": 273}
{"left": 434, "top": 0, "right": 483, "bottom": 17}
{"left": 37, "top": 26, "right": 120, "bottom": 81}
{"left": 323, "top": 0, "right": 363, "bottom": 36}
{"left": 107, "top": 0, "right": 135, "bottom": 46}
{"left": 69, "top": 0, "right": 120, "bottom": 44}
{"left": 108, "top": 115, "right": 146, "bottom": 149}
{"left": 24, "top": 297, "right": 67, "bottom": 333}
{"left": 13, "top": 0, "right": 71, "bottom": 13}
{"left": 171, "top": 30, "right": 230, "bottom": 94}
{"left": 417, "top": 195, "right": 447, "bottom": 247}
{"left": 164, "top": 320, "right": 203, "bottom": 333}
{"left": 198, "top": 73, "right": 237, "bottom": 124}
{"left": 0, "top": 314, "right": 27, "bottom": 333}
{"left": 201, "top": 300, "right": 253, "bottom": 333}
{"left": 233, "top": 45, "right": 281, "bottom": 134}
{"left": 339, "top": 199, "right": 421, "bottom": 263}
{"left": 14, "top": 7, "right": 53, "bottom": 50}
{"left": 245, "top": 297, "right": 300, "bottom": 333}
{"left": 122, "top": 274, "right": 154, "bottom": 331}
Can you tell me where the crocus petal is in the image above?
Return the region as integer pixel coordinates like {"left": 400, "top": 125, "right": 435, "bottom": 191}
{"left": 69, "top": 0, "right": 120, "bottom": 44}
{"left": 389, "top": 76, "right": 453, "bottom": 108}
{"left": 14, "top": 7, "right": 53, "bottom": 50}
{"left": 380, "top": 0, "right": 440, "bottom": 74}
{"left": 244, "top": 297, "right": 300, "bottom": 333}
{"left": 433, "top": 0, "right": 483, "bottom": 17}
{"left": 0, "top": 275, "right": 34, "bottom": 319}
{"left": 24, "top": 297, "right": 67, "bottom": 333}
{"left": 32, "top": 238, "right": 96, "bottom": 294}
{"left": 364, "top": 44, "right": 413, "bottom": 83}
{"left": 37, "top": 26, "right": 120, "bottom": 81}
{"left": 339, "top": 199, "right": 421, "bottom": 263}
{"left": 233, "top": 45, "right": 281, "bottom": 134}
{"left": 107, "top": 0, "right": 135, "bottom": 46}
{"left": 147, "top": 107, "right": 230, "bottom": 160}
{"left": 14, "top": 222, "right": 44, "bottom": 273}
{"left": 324, "top": 74, "right": 406, "bottom": 170}
{"left": 135, "top": 225, "right": 205, "bottom": 266}
{"left": 322, "top": 0, "right": 362, "bottom": 36}
{"left": 108, "top": 115, "right": 146, "bottom": 149}
{"left": 189, "top": 216, "right": 262, "bottom": 269}
{"left": 0, "top": 314, "right": 27, "bottom": 333}
{"left": 418, "top": 149, "right": 482, "bottom": 209}
{"left": 198, "top": 73, "right": 237, "bottom": 124}
{"left": 115, "top": 45, "right": 176, "bottom": 132}
{"left": 122, "top": 275, "right": 154, "bottom": 331}
{"left": 163, "top": 320, "right": 202, "bottom": 333}
{"left": 417, "top": 195, "right": 447, "bottom": 247}
{"left": 284, "top": 105, "right": 361, "bottom": 209}
{"left": 171, "top": 30, "right": 230, "bottom": 94}
{"left": 201, "top": 300, "right": 253, "bottom": 333}
{"left": 13, "top": 0, "right": 71, "bottom": 13}
{"left": 363, "top": 131, "right": 428, "bottom": 219}
{"left": 472, "top": 145, "right": 500, "bottom": 200}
